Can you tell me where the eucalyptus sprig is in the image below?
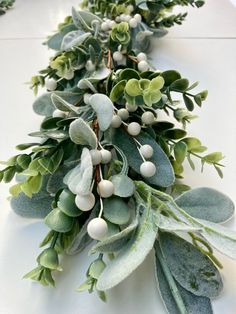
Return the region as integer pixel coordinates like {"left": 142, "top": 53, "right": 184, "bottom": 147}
{"left": 1, "top": 1, "right": 236, "bottom": 313}
{"left": 0, "top": 0, "right": 14, "bottom": 15}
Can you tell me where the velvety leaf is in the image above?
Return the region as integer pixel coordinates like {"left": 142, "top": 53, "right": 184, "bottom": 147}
{"left": 61, "top": 30, "right": 90, "bottom": 51}
{"left": 51, "top": 93, "right": 79, "bottom": 113}
{"left": 159, "top": 232, "right": 223, "bottom": 298}
{"left": 96, "top": 205, "right": 158, "bottom": 290}
{"left": 110, "top": 174, "right": 135, "bottom": 197}
{"left": 89, "top": 93, "right": 113, "bottom": 131}
{"left": 103, "top": 197, "right": 130, "bottom": 225}
{"left": 155, "top": 242, "right": 213, "bottom": 314}
{"left": 69, "top": 118, "right": 97, "bottom": 148}
{"left": 175, "top": 187, "right": 235, "bottom": 223}
{"left": 64, "top": 148, "right": 93, "bottom": 195}
{"left": 33, "top": 93, "right": 55, "bottom": 116}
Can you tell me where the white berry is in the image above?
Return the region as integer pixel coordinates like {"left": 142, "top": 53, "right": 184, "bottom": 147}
{"left": 86, "top": 60, "right": 96, "bottom": 72}
{"left": 127, "top": 4, "right": 134, "bottom": 13}
{"left": 87, "top": 217, "right": 108, "bottom": 240}
{"left": 75, "top": 193, "right": 95, "bottom": 211}
{"left": 123, "top": 14, "right": 131, "bottom": 22}
{"left": 134, "top": 13, "right": 142, "bottom": 23}
{"left": 115, "top": 16, "right": 121, "bottom": 23}
{"left": 137, "top": 52, "right": 147, "bottom": 62}
{"left": 113, "top": 51, "right": 123, "bottom": 62}
{"left": 52, "top": 109, "right": 66, "bottom": 118}
{"left": 111, "top": 115, "right": 122, "bottom": 128}
{"left": 141, "top": 111, "right": 155, "bottom": 125}
{"left": 90, "top": 149, "right": 102, "bottom": 165}
{"left": 117, "top": 108, "right": 129, "bottom": 121}
{"left": 63, "top": 69, "right": 74, "bottom": 80}
{"left": 138, "top": 60, "right": 149, "bottom": 72}
{"left": 45, "top": 78, "right": 57, "bottom": 91}
{"left": 83, "top": 93, "right": 92, "bottom": 105}
{"left": 127, "top": 122, "right": 141, "bottom": 136}
{"left": 126, "top": 103, "right": 138, "bottom": 112}
{"left": 120, "top": 14, "right": 126, "bottom": 21}
{"left": 98, "top": 180, "right": 114, "bottom": 198}
{"left": 100, "top": 149, "right": 112, "bottom": 164}
{"left": 129, "top": 18, "right": 138, "bottom": 28}
{"left": 140, "top": 144, "right": 154, "bottom": 159}
{"left": 109, "top": 20, "right": 116, "bottom": 29}
{"left": 101, "top": 21, "right": 109, "bottom": 31}
{"left": 140, "top": 161, "right": 156, "bottom": 177}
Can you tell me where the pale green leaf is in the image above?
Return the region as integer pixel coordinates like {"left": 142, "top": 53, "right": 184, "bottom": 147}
{"left": 69, "top": 118, "right": 97, "bottom": 148}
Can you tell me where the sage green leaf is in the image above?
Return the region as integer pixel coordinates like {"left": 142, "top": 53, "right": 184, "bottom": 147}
{"left": 175, "top": 187, "right": 234, "bottom": 223}
{"left": 16, "top": 154, "right": 31, "bottom": 170}
{"left": 112, "top": 128, "right": 174, "bottom": 187}
{"left": 110, "top": 174, "right": 135, "bottom": 197}
{"left": 11, "top": 176, "right": 53, "bottom": 218}
{"left": 89, "top": 93, "right": 113, "bottom": 131}
{"left": 89, "top": 260, "right": 106, "bottom": 280}
{"left": 159, "top": 232, "right": 223, "bottom": 298}
{"left": 161, "top": 70, "right": 181, "bottom": 86}
{"left": 61, "top": 30, "right": 91, "bottom": 51}
{"left": 125, "top": 79, "right": 142, "bottom": 97}
{"left": 155, "top": 242, "right": 213, "bottom": 314}
{"left": 58, "top": 189, "right": 82, "bottom": 217}
{"left": 29, "top": 130, "right": 68, "bottom": 141}
{"left": 66, "top": 206, "right": 98, "bottom": 255}
{"left": 38, "top": 149, "right": 64, "bottom": 174}
{"left": 196, "top": 219, "right": 236, "bottom": 260}
{"left": 182, "top": 137, "right": 202, "bottom": 151}
{"left": 45, "top": 208, "right": 74, "bottom": 233}
{"left": 47, "top": 24, "right": 77, "bottom": 51}
{"left": 170, "top": 79, "right": 189, "bottom": 92}
{"left": 69, "top": 118, "right": 97, "bottom": 148}
{"left": 77, "top": 79, "right": 97, "bottom": 93}
{"left": 51, "top": 94, "right": 79, "bottom": 113}
{"left": 84, "top": 67, "right": 111, "bottom": 83}
{"left": 96, "top": 205, "right": 158, "bottom": 290}
{"left": 33, "top": 93, "right": 55, "bottom": 116}
{"left": 64, "top": 148, "right": 93, "bottom": 195}
{"left": 110, "top": 80, "right": 126, "bottom": 102}
{"left": 103, "top": 197, "right": 130, "bottom": 225}
{"left": 183, "top": 94, "right": 194, "bottom": 111}
{"left": 89, "top": 208, "right": 139, "bottom": 254}
{"left": 174, "top": 142, "right": 188, "bottom": 164}
{"left": 203, "top": 152, "right": 224, "bottom": 164}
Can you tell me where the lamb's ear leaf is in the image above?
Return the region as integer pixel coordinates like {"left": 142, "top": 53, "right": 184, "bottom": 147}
{"left": 159, "top": 232, "right": 223, "bottom": 298}
{"left": 89, "top": 93, "right": 113, "bottom": 131}
{"left": 89, "top": 208, "right": 139, "bottom": 254}
{"left": 51, "top": 94, "right": 79, "bottom": 113}
{"left": 96, "top": 205, "right": 158, "bottom": 290}
{"left": 33, "top": 93, "right": 55, "bottom": 116}
{"left": 111, "top": 128, "right": 174, "bottom": 187}
{"left": 110, "top": 174, "right": 135, "bottom": 197}
{"left": 175, "top": 187, "right": 235, "bottom": 223}
{"left": 154, "top": 242, "right": 213, "bottom": 314}
{"left": 64, "top": 148, "right": 93, "bottom": 195}
{"left": 61, "top": 30, "right": 90, "bottom": 51}
{"left": 196, "top": 219, "right": 236, "bottom": 260}
{"left": 69, "top": 118, "right": 97, "bottom": 148}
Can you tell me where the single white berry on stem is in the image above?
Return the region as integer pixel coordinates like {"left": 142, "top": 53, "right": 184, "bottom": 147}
{"left": 127, "top": 122, "right": 141, "bottom": 136}
{"left": 127, "top": 4, "right": 134, "bottom": 13}
{"left": 85, "top": 60, "right": 96, "bottom": 72}
{"left": 111, "top": 115, "right": 122, "bottom": 128}
{"left": 45, "top": 78, "right": 57, "bottom": 91}
{"left": 113, "top": 51, "right": 123, "bottom": 62}
{"left": 90, "top": 149, "right": 102, "bottom": 165}
{"left": 98, "top": 180, "right": 114, "bottom": 198}
{"left": 109, "top": 20, "right": 116, "bottom": 29}
{"left": 129, "top": 18, "right": 138, "bottom": 28}
{"left": 134, "top": 13, "right": 142, "bottom": 23}
{"left": 137, "top": 52, "right": 147, "bottom": 62}
{"left": 75, "top": 193, "right": 95, "bottom": 211}
{"left": 87, "top": 217, "right": 108, "bottom": 240}
{"left": 140, "top": 161, "right": 156, "bottom": 177}
{"left": 100, "top": 149, "right": 112, "bottom": 164}
{"left": 117, "top": 108, "right": 129, "bottom": 121}
{"left": 141, "top": 111, "right": 155, "bottom": 125}
{"left": 101, "top": 21, "right": 109, "bottom": 31}
{"left": 138, "top": 60, "right": 149, "bottom": 72}
{"left": 52, "top": 109, "right": 66, "bottom": 118}
{"left": 140, "top": 144, "right": 154, "bottom": 159}
{"left": 126, "top": 103, "right": 138, "bottom": 112}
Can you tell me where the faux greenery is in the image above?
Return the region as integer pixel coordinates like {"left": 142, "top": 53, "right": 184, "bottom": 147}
{"left": 1, "top": 0, "right": 235, "bottom": 313}
{"left": 0, "top": 0, "right": 14, "bottom": 15}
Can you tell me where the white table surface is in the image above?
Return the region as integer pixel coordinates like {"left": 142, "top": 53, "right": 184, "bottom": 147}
{"left": 0, "top": 1, "right": 236, "bottom": 313}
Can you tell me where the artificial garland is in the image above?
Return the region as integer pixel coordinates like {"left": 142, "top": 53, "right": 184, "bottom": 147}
{"left": 1, "top": 1, "right": 235, "bottom": 313}
{"left": 0, "top": 0, "right": 14, "bottom": 15}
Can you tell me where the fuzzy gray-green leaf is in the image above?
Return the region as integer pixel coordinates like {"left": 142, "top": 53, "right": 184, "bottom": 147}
{"left": 69, "top": 118, "right": 97, "bottom": 148}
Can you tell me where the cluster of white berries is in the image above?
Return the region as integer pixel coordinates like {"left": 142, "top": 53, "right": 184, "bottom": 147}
{"left": 136, "top": 52, "right": 149, "bottom": 72}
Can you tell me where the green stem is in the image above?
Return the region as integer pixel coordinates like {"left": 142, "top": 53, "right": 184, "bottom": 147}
{"left": 50, "top": 232, "right": 59, "bottom": 248}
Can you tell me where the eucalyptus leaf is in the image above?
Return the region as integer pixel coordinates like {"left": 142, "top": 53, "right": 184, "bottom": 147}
{"left": 69, "top": 118, "right": 97, "bottom": 148}
{"left": 64, "top": 148, "right": 93, "bottom": 195}
{"left": 45, "top": 208, "right": 74, "bottom": 233}
{"left": 96, "top": 204, "right": 158, "bottom": 290}
{"left": 176, "top": 187, "right": 235, "bottom": 223}
{"left": 58, "top": 189, "right": 82, "bottom": 217}
{"left": 103, "top": 197, "right": 130, "bottom": 225}
{"left": 89, "top": 93, "right": 113, "bottom": 131}
{"left": 61, "top": 30, "right": 91, "bottom": 51}
{"left": 159, "top": 232, "right": 223, "bottom": 298}
{"left": 33, "top": 93, "right": 55, "bottom": 116}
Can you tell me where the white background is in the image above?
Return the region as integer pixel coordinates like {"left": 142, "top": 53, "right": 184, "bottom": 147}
{"left": 0, "top": 0, "right": 236, "bottom": 313}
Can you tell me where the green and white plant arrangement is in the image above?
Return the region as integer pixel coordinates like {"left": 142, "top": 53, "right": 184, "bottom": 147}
{"left": 0, "top": 0, "right": 14, "bottom": 15}
{"left": 1, "top": 0, "right": 235, "bottom": 313}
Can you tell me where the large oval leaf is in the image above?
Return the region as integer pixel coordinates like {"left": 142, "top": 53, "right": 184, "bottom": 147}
{"left": 110, "top": 174, "right": 135, "bottom": 197}
{"left": 155, "top": 242, "right": 213, "bottom": 314}
{"left": 103, "top": 196, "right": 130, "bottom": 225}
{"left": 69, "top": 118, "right": 97, "bottom": 148}
{"left": 89, "top": 93, "right": 113, "bottom": 131}
{"left": 111, "top": 128, "right": 174, "bottom": 187}
{"left": 175, "top": 187, "right": 235, "bottom": 223}
{"left": 159, "top": 232, "right": 223, "bottom": 298}
{"left": 61, "top": 30, "right": 90, "bottom": 51}
{"left": 96, "top": 205, "right": 158, "bottom": 290}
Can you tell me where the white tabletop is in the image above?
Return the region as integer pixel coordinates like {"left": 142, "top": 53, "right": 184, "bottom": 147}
{"left": 0, "top": 1, "right": 236, "bottom": 313}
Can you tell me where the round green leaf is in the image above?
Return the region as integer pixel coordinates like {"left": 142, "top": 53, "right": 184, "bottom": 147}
{"left": 103, "top": 197, "right": 131, "bottom": 225}
{"left": 45, "top": 208, "right": 74, "bottom": 233}
{"left": 58, "top": 189, "right": 82, "bottom": 217}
